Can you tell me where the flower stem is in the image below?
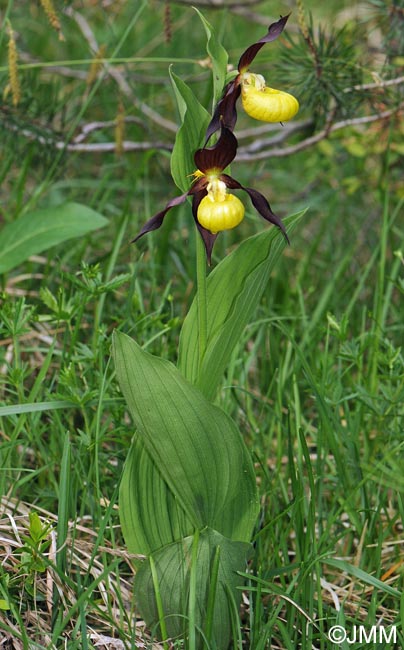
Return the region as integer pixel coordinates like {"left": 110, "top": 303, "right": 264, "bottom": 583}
{"left": 196, "top": 231, "right": 208, "bottom": 375}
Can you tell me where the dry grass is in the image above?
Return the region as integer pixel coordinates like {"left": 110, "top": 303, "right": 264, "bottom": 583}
{"left": 1, "top": 495, "right": 402, "bottom": 649}
{"left": 0, "top": 497, "right": 162, "bottom": 650}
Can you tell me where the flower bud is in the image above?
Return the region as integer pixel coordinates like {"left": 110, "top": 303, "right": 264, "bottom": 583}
{"left": 197, "top": 193, "right": 245, "bottom": 234}
{"left": 241, "top": 73, "right": 299, "bottom": 123}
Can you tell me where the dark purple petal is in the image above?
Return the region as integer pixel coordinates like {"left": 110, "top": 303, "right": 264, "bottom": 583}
{"left": 205, "top": 80, "right": 241, "bottom": 142}
{"left": 191, "top": 190, "right": 218, "bottom": 265}
{"left": 131, "top": 191, "right": 189, "bottom": 242}
{"left": 238, "top": 14, "right": 290, "bottom": 73}
{"left": 188, "top": 175, "right": 209, "bottom": 195}
{"left": 194, "top": 127, "right": 238, "bottom": 174}
{"left": 221, "top": 174, "right": 289, "bottom": 243}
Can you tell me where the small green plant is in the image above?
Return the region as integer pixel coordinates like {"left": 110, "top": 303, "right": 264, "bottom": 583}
{"left": 3, "top": 512, "right": 53, "bottom": 609}
{"left": 19, "top": 512, "right": 52, "bottom": 581}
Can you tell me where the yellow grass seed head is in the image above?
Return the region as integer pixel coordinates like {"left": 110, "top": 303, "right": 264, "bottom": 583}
{"left": 39, "top": 0, "right": 64, "bottom": 41}
{"left": 297, "top": 0, "right": 310, "bottom": 40}
{"left": 86, "top": 45, "right": 107, "bottom": 86}
{"left": 115, "top": 101, "right": 125, "bottom": 156}
{"left": 7, "top": 23, "right": 21, "bottom": 107}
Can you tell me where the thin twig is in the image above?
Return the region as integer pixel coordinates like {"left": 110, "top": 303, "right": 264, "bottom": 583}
{"left": 133, "top": 101, "right": 178, "bottom": 133}
{"left": 343, "top": 75, "right": 404, "bottom": 93}
{"left": 238, "top": 119, "right": 312, "bottom": 152}
{"left": 160, "top": 0, "right": 264, "bottom": 7}
{"left": 72, "top": 117, "right": 144, "bottom": 143}
{"left": 230, "top": 7, "right": 278, "bottom": 26}
{"left": 236, "top": 105, "right": 403, "bottom": 160}
{"left": 3, "top": 106, "right": 400, "bottom": 157}
{"left": 1, "top": 119, "right": 171, "bottom": 152}
{"left": 63, "top": 6, "right": 99, "bottom": 52}
{"left": 63, "top": 140, "right": 171, "bottom": 152}
{"left": 237, "top": 119, "right": 313, "bottom": 140}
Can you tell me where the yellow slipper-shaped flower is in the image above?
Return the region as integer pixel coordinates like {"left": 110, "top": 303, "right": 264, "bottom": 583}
{"left": 241, "top": 73, "right": 299, "bottom": 123}
{"left": 205, "top": 15, "right": 299, "bottom": 139}
{"left": 197, "top": 192, "right": 245, "bottom": 234}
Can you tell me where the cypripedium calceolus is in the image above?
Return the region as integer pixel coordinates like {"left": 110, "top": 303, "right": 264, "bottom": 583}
{"left": 205, "top": 14, "right": 299, "bottom": 142}
{"left": 133, "top": 127, "right": 288, "bottom": 264}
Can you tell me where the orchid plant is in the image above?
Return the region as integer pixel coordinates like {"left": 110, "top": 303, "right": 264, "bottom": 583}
{"left": 113, "top": 11, "right": 304, "bottom": 649}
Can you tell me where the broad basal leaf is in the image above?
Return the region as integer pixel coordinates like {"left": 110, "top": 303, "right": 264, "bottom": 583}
{"left": 120, "top": 434, "right": 194, "bottom": 555}
{"left": 113, "top": 331, "right": 259, "bottom": 545}
{"left": 0, "top": 202, "right": 108, "bottom": 274}
{"left": 135, "top": 527, "right": 251, "bottom": 649}
{"left": 178, "top": 211, "right": 305, "bottom": 400}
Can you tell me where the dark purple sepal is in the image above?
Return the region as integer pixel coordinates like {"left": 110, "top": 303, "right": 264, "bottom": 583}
{"left": 204, "top": 80, "right": 240, "bottom": 142}
{"left": 237, "top": 14, "right": 290, "bottom": 73}
{"left": 194, "top": 127, "right": 238, "bottom": 174}
{"left": 131, "top": 191, "right": 189, "bottom": 242}
{"left": 222, "top": 174, "right": 289, "bottom": 243}
{"left": 191, "top": 190, "right": 218, "bottom": 265}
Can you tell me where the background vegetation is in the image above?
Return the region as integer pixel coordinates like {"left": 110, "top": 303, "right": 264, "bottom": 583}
{"left": 0, "top": 0, "right": 403, "bottom": 648}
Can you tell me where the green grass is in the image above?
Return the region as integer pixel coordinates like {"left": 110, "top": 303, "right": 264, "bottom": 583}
{"left": 1, "top": 1, "right": 403, "bottom": 648}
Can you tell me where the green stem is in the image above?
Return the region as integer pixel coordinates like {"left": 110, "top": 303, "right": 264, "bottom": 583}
{"left": 196, "top": 231, "right": 208, "bottom": 375}
{"left": 150, "top": 555, "right": 169, "bottom": 650}
{"left": 369, "top": 186, "right": 389, "bottom": 394}
{"left": 188, "top": 529, "right": 200, "bottom": 650}
{"left": 204, "top": 545, "right": 220, "bottom": 644}
{"left": 92, "top": 213, "right": 129, "bottom": 354}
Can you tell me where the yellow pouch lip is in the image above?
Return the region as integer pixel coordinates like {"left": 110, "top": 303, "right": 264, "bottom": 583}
{"left": 197, "top": 193, "right": 245, "bottom": 234}
{"left": 242, "top": 85, "right": 299, "bottom": 123}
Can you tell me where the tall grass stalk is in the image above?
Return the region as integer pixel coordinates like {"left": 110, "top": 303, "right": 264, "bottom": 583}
{"left": 370, "top": 185, "right": 390, "bottom": 394}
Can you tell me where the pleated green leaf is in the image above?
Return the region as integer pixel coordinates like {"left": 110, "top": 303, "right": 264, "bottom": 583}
{"left": 119, "top": 434, "right": 194, "bottom": 555}
{"left": 169, "top": 70, "right": 210, "bottom": 192}
{"left": 113, "top": 331, "right": 259, "bottom": 546}
{"left": 135, "top": 527, "right": 251, "bottom": 649}
{"left": 194, "top": 8, "right": 228, "bottom": 105}
{"left": 178, "top": 211, "right": 305, "bottom": 400}
{"left": 0, "top": 202, "right": 108, "bottom": 274}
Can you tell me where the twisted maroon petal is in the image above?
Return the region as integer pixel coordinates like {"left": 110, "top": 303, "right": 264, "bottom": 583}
{"left": 191, "top": 190, "right": 218, "bottom": 265}
{"left": 194, "top": 127, "right": 238, "bottom": 174}
{"left": 221, "top": 174, "right": 289, "bottom": 243}
{"left": 238, "top": 14, "right": 290, "bottom": 73}
{"left": 204, "top": 80, "right": 241, "bottom": 142}
{"left": 131, "top": 191, "right": 189, "bottom": 242}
